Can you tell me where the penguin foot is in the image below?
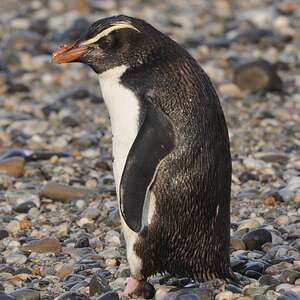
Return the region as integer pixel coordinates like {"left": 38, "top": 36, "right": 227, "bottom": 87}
{"left": 118, "top": 277, "right": 143, "bottom": 297}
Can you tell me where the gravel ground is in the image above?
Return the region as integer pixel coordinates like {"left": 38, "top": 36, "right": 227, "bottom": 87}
{"left": 0, "top": 0, "right": 300, "bottom": 299}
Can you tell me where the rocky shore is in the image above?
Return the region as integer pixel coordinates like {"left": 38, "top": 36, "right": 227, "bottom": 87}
{"left": 0, "top": 0, "right": 299, "bottom": 299}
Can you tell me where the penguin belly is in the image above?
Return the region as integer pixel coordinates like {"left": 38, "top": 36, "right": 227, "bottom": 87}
{"left": 98, "top": 65, "right": 148, "bottom": 279}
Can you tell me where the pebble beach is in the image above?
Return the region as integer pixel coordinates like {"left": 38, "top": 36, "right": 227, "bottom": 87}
{"left": 0, "top": 0, "right": 299, "bottom": 299}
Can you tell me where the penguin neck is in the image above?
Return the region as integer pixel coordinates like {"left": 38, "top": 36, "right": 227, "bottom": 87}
{"left": 98, "top": 65, "right": 141, "bottom": 197}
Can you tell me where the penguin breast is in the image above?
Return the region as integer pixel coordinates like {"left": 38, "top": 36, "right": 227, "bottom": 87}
{"left": 98, "top": 65, "right": 141, "bottom": 197}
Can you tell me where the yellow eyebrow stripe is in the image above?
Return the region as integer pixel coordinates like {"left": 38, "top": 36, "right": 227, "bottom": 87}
{"left": 80, "top": 23, "right": 140, "bottom": 46}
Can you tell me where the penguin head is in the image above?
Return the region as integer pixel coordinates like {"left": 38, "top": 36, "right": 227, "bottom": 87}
{"left": 52, "top": 15, "right": 161, "bottom": 74}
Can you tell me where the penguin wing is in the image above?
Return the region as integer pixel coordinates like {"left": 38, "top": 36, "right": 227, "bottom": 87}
{"left": 119, "top": 98, "right": 175, "bottom": 232}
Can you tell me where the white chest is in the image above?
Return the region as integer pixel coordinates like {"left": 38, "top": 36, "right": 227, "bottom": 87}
{"left": 98, "top": 66, "right": 140, "bottom": 196}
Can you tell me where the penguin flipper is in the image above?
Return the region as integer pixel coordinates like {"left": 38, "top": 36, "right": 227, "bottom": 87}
{"left": 119, "top": 98, "right": 175, "bottom": 232}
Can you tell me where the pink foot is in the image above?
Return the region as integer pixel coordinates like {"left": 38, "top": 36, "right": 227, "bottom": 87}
{"left": 118, "top": 277, "right": 143, "bottom": 297}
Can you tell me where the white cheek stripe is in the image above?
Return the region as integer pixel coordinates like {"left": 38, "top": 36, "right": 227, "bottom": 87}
{"left": 80, "top": 23, "right": 140, "bottom": 46}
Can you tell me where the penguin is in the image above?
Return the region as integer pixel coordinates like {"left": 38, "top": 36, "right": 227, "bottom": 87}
{"left": 53, "top": 15, "right": 234, "bottom": 297}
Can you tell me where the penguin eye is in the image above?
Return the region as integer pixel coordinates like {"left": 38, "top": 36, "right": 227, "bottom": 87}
{"left": 98, "top": 32, "right": 118, "bottom": 50}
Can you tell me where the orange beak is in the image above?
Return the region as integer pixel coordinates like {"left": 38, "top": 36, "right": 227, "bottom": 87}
{"left": 52, "top": 42, "right": 88, "bottom": 64}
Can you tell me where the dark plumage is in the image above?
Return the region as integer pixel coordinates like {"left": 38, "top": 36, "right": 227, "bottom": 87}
{"left": 53, "top": 14, "right": 234, "bottom": 289}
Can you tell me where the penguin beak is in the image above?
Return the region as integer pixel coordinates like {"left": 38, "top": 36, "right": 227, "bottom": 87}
{"left": 52, "top": 41, "right": 88, "bottom": 64}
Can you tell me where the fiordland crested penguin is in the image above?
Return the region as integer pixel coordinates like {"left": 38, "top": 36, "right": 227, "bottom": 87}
{"left": 53, "top": 15, "right": 234, "bottom": 297}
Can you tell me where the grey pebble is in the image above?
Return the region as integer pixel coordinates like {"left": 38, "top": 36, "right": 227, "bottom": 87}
{"left": 14, "top": 201, "right": 37, "bottom": 213}
{"left": 55, "top": 292, "right": 91, "bottom": 300}
{"left": 74, "top": 236, "right": 90, "bottom": 248}
{"left": 157, "top": 288, "right": 213, "bottom": 300}
{"left": 10, "top": 288, "right": 40, "bottom": 300}
{"left": 279, "top": 269, "right": 300, "bottom": 284}
{"left": 0, "top": 292, "right": 14, "bottom": 300}
{"left": 278, "top": 177, "right": 300, "bottom": 202}
{"left": 259, "top": 274, "right": 280, "bottom": 286}
{"left": 6, "top": 253, "right": 27, "bottom": 265}
{"left": 277, "top": 292, "right": 300, "bottom": 300}
{"left": 233, "top": 59, "right": 282, "bottom": 92}
{"left": 63, "top": 274, "right": 86, "bottom": 290}
{"left": 252, "top": 296, "right": 268, "bottom": 300}
{"left": 242, "top": 229, "right": 272, "bottom": 250}
{"left": 244, "top": 286, "right": 268, "bottom": 296}
{"left": 0, "top": 229, "right": 9, "bottom": 240}
{"left": 89, "top": 272, "right": 110, "bottom": 296}
{"left": 95, "top": 292, "right": 119, "bottom": 300}
{"left": 83, "top": 207, "right": 101, "bottom": 220}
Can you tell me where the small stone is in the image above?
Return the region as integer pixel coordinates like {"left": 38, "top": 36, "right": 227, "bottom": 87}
{"left": 63, "top": 273, "right": 86, "bottom": 287}
{"left": 61, "top": 115, "right": 80, "bottom": 128}
{"left": 239, "top": 172, "right": 258, "bottom": 183}
{"left": 0, "top": 150, "right": 26, "bottom": 161}
{"left": 6, "top": 253, "right": 27, "bottom": 265}
{"left": 98, "top": 249, "right": 120, "bottom": 259}
{"left": 252, "top": 296, "right": 268, "bottom": 300}
{"left": 237, "top": 219, "right": 262, "bottom": 231}
{"left": 59, "top": 87, "right": 91, "bottom": 101}
{"left": 215, "top": 291, "right": 233, "bottom": 300}
{"left": 0, "top": 229, "right": 9, "bottom": 240}
{"left": 244, "top": 287, "right": 268, "bottom": 296}
{"left": 279, "top": 270, "right": 300, "bottom": 284}
{"left": 115, "top": 264, "right": 130, "bottom": 277}
{"left": 15, "top": 267, "right": 31, "bottom": 275}
{"left": 0, "top": 265, "right": 15, "bottom": 274}
{"left": 75, "top": 200, "right": 87, "bottom": 210}
{"left": 56, "top": 264, "right": 74, "bottom": 280}
{"left": 278, "top": 177, "right": 300, "bottom": 202}
{"left": 242, "top": 229, "right": 272, "bottom": 250}
{"left": 277, "top": 2, "right": 297, "bottom": 14}
{"left": 14, "top": 201, "right": 37, "bottom": 214}
{"left": 0, "top": 174, "right": 13, "bottom": 189}
{"left": 105, "top": 258, "right": 118, "bottom": 268}
{"left": 0, "top": 292, "right": 14, "bottom": 300}
{"left": 83, "top": 207, "right": 101, "bottom": 220}
{"left": 275, "top": 215, "right": 291, "bottom": 225}
{"left": 276, "top": 283, "right": 293, "bottom": 293}
{"left": 21, "top": 238, "right": 61, "bottom": 253}
{"left": 156, "top": 287, "right": 213, "bottom": 300}
{"left": 244, "top": 270, "right": 262, "bottom": 279}
{"left": 55, "top": 291, "right": 91, "bottom": 300}
{"left": 10, "top": 288, "right": 40, "bottom": 300}
{"left": 230, "top": 238, "right": 246, "bottom": 251}
{"left": 233, "top": 59, "right": 282, "bottom": 92}
{"left": 106, "top": 209, "right": 120, "bottom": 227}
{"left": 277, "top": 292, "right": 300, "bottom": 300}
{"left": 226, "top": 284, "right": 242, "bottom": 294}
{"left": 96, "top": 292, "right": 119, "bottom": 300}
{"left": 242, "top": 261, "right": 265, "bottom": 274}
{"left": 40, "top": 182, "right": 96, "bottom": 202}
{"left": 263, "top": 196, "right": 276, "bottom": 206}
{"left": 6, "top": 220, "right": 21, "bottom": 234}
{"left": 89, "top": 273, "right": 110, "bottom": 296}
{"left": 255, "top": 152, "right": 289, "bottom": 163}
{"left": 142, "top": 282, "right": 156, "bottom": 299}
{"left": 0, "top": 157, "right": 25, "bottom": 177}
{"left": 77, "top": 218, "right": 93, "bottom": 227}
{"left": 218, "top": 83, "right": 242, "bottom": 98}
{"left": 105, "top": 231, "right": 121, "bottom": 247}
{"left": 265, "top": 262, "right": 293, "bottom": 275}
{"left": 259, "top": 275, "right": 280, "bottom": 286}
{"left": 74, "top": 237, "right": 89, "bottom": 248}
{"left": 293, "top": 194, "right": 300, "bottom": 203}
